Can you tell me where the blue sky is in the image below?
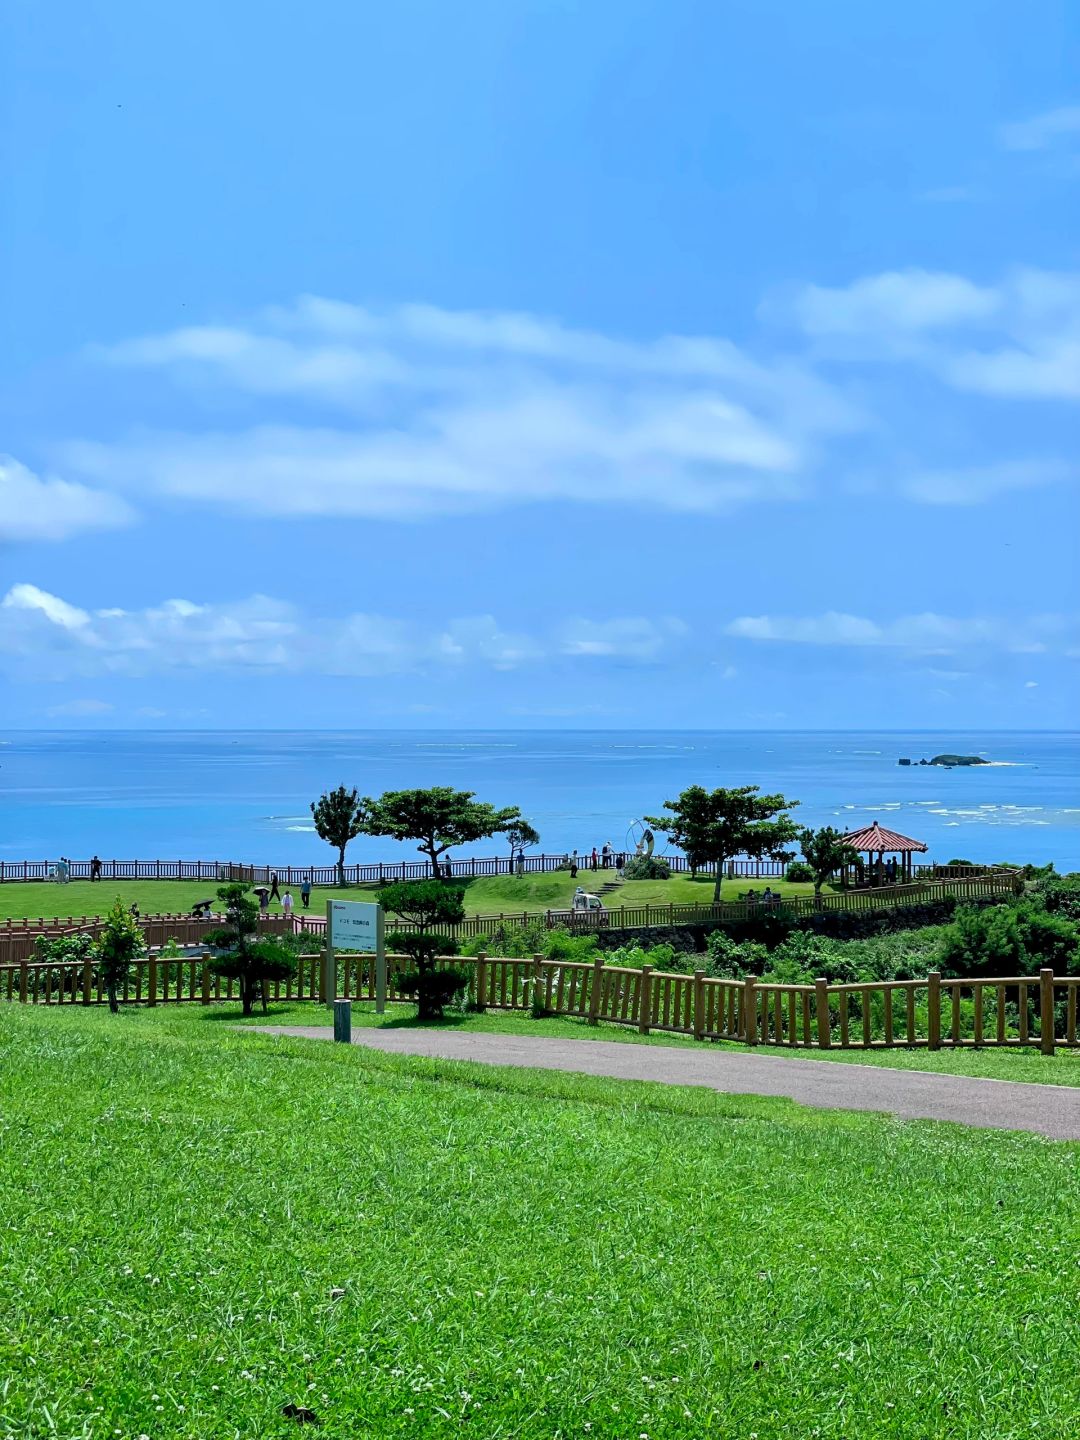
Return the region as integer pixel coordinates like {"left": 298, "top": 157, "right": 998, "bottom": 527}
{"left": 1, "top": 0, "right": 1077, "bottom": 729}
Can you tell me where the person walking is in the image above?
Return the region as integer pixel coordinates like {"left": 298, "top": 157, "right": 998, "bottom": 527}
{"left": 300, "top": 875, "right": 312, "bottom": 910}
{"left": 569, "top": 851, "right": 578, "bottom": 879}
{"left": 282, "top": 889, "right": 294, "bottom": 921}
{"left": 269, "top": 872, "right": 281, "bottom": 903}
{"left": 515, "top": 848, "right": 525, "bottom": 876}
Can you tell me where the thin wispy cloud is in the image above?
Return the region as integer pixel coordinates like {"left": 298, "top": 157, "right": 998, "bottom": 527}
{"left": 0, "top": 582, "right": 688, "bottom": 680}
{"left": 901, "top": 459, "right": 1076, "bottom": 505}
{"left": 725, "top": 611, "right": 1076, "bottom": 655}
{"left": 772, "top": 266, "right": 1080, "bottom": 402}
{"left": 999, "top": 105, "right": 1080, "bottom": 152}
{"left": 78, "top": 300, "right": 865, "bottom": 522}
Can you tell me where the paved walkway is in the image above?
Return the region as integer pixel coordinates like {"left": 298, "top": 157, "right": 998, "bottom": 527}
{"left": 250, "top": 1026, "right": 1080, "bottom": 1140}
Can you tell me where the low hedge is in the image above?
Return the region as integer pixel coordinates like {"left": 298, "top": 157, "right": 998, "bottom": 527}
{"left": 593, "top": 894, "right": 1003, "bottom": 953}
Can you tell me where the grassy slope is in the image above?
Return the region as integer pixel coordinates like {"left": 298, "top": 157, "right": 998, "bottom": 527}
{"left": 0, "top": 872, "right": 818, "bottom": 922}
{"left": 3, "top": 1003, "right": 1080, "bottom": 1440}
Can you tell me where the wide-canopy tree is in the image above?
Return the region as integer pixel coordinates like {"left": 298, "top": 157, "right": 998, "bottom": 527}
{"left": 361, "top": 787, "right": 521, "bottom": 878}
{"left": 645, "top": 785, "right": 799, "bottom": 902}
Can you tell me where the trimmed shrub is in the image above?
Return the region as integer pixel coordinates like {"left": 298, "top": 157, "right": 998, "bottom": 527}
{"left": 622, "top": 855, "right": 672, "bottom": 881}
{"left": 784, "top": 859, "right": 815, "bottom": 883}
{"left": 394, "top": 966, "right": 470, "bottom": 1018}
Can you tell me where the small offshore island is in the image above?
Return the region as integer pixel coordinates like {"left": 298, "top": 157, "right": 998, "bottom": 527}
{"left": 898, "top": 753, "right": 991, "bottom": 767}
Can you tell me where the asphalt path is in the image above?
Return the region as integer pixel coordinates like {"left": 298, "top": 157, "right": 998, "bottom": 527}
{"left": 249, "top": 1025, "right": 1080, "bottom": 1140}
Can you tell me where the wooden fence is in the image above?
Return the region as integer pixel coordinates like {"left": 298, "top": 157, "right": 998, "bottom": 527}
{"left": 0, "top": 852, "right": 799, "bottom": 884}
{"left": 1, "top": 947, "right": 1074, "bottom": 1055}
{"left": 0, "top": 872, "right": 1021, "bottom": 967}
{"left": 0, "top": 854, "right": 996, "bottom": 886}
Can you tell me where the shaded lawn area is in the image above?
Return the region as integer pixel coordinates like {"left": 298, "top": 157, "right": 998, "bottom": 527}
{"left": 0, "top": 872, "right": 821, "bottom": 923}
{"left": 2, "top": 1003, "right": 1080, "bottom": 1439}
{"left": 234, "top": 997, "right": 1080, "bottom": 1088}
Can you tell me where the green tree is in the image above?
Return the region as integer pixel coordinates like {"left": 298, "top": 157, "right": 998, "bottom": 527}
{"left": 203, "top": 882, "right": 297, "bottom": 1016}
{"left": 645, "top": 785, "right": 800, "bottom": 903}
{"left": 799, "top": 825, "right": 859, "bottom": 898}
{"left": 504, "top": 819, "right": 540, "bottom": 866}
{"left": 377, "top": 880, "right": 467, "bottom": 1019}
{"left": 311, "top": 785, "right": 367, "bottom": 885}
{"left": 362, "top": 787, "right": 521, "bottom": 879}
{"left": 94, "top": 898, "right": 146, "bottom": 1013}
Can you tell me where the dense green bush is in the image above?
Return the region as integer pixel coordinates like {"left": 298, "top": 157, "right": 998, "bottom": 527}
{"left": 784, "top": 859, "right": 815, "bottom": 883}
{"left": 461, "top": 922, "right": 599, "bottom": 965}
{"left": 622, "top": 855, "right": 672, "bottom": 880}
{"left": 604, "top": 940, "right": 688, "bottom": 973}
{"left": 1040, "top": 873, "right": 1080, "bottom": 922}
{"left": 937, "top": 900, "right": 1080, "bottom": 978}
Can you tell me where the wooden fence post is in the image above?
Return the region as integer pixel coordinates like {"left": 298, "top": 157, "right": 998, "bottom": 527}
{"left": 201, "top": 961, "right": 211, "bottom": 1005}
{"left": 743, "top": 975, "right": 757, "bottom": 1045}
{"left": 82, "top": 957, "right": 93, "bottom": 1005}
{"left": 147, "top": 955, "right": 158, "bottom": 1007}
{"left": 693, "top": 969, "right": 706, "bottom": 1041}
{"left": 532, "top": 953, "right": 544, "bottom": 1012}
{"left": 815, "top": 979, "right": 831, "bottom": 1048}
{"left": 638, "top": 965, "right": 653, "bottom": 1034}
{"left": 475, "top": 951, "right": 488, "bottom": 1010}
{"left": 587, "top": 952, "right": 606, "bottom": 1026}
{"left": 927, "top": 972, "right": 941, "bottom": 1050}
{"left": 19, "top": 961, "right": 28, "bottom": 1004}
{"left": 1040, "top": 968, "right": 1056, "bottom": 1055}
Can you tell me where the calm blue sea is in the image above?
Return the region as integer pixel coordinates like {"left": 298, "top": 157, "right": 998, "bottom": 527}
{"left": 1, "top": 731, "right": 1077, "bottom": 870}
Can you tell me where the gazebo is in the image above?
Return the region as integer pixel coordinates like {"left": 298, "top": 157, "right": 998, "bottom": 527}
{"left": 841, "top": 821, "right": 928, "bottom": 886}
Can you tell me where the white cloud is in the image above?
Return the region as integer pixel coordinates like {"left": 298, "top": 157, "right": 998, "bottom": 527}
{"left": 0, "top": 456, "right": 134, "bottom": 542}
{"left": 46, "top": 698, "right": 114, "bottom": 717}
{"left": 69, "top": 298, "right": 867, "bottom": 521}
{"left": 725, "top": 610, "right": 1076, "bottom": 654}
{"left": 1000, "top": 105, "right": 1080, "bottom": 152}
{"left": 3, "top": 583, "right": 92, "bottom": 630}
{"left": 901, "top": 459, "right": 1076, "bottom": 505}
{"left": 0, "top": 583, "right": 686, "bottom": 679}
{"left": 783, "top": 270, "right": 1000, "bottom": 337}
{"left": 943, "top": 341, "right": 1080, "bottom": 400}
{"left": 917, "top": 185, "right": 981, "bottom": 205}
{"left": 558, "top": 617, "right": 688, "bottom": 660}
{"left": 774, "top": 266, "right": 1080, "bottom": 404}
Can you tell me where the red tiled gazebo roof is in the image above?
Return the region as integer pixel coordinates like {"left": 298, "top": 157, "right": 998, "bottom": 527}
{"left": 842, "top": 822, "right": 928, "bottom": 853}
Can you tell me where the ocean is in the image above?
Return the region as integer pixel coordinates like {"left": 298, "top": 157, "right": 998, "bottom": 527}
{"left": 1, "top": 730, "right": 1077, "bottom": 871}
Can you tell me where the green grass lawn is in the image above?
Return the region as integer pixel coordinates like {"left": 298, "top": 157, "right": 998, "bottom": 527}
{"left": 0, "top": 872, "right": 817, "bottom": 923}
{"left": 3, "top": 1003, "right": 1080, "bottom": 1438}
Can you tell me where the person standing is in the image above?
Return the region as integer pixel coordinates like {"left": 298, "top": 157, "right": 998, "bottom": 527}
{"left": 569, "top": 851, "right": 578, "bottom": 879}
{"left": 90, "top": 855, "right": 102, "bottom": 882}
{"left": 282, "top": 889, "right": 294, "bottom": 921}
{"left": 300, "top": 875, "right": 312, "bottom": 910}
{"left": 269, "top": 872, "right": 281, "bottom": 903}
{"left": 591, "top": 847, "right": 599, "bottom": 872}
